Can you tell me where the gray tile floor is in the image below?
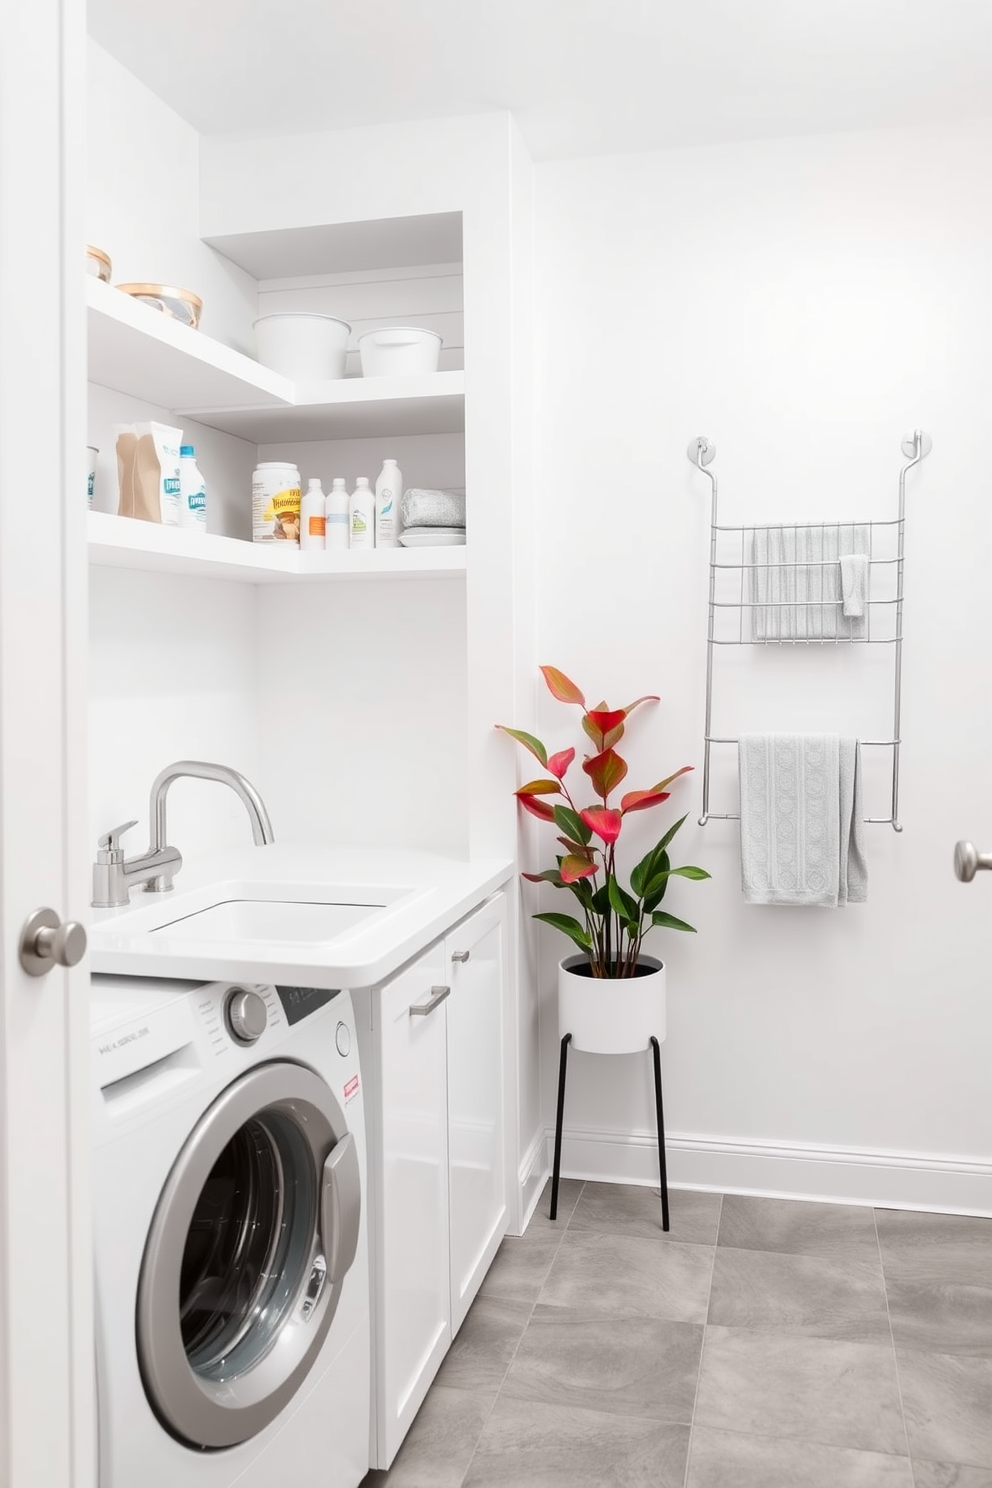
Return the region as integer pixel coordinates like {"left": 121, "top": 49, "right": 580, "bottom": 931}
{"left": 362, "top": 1181, "right": 992, "bottom": 1488}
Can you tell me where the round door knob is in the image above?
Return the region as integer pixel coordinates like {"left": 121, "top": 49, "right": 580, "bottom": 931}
{"left": 954, "top": 840, "right": 992, "bottom": 882}
{"left": 19, "top": 908, "right": 87, "bottom": 977}
{"left": 226, "top": 987, "right": 268, "bottom": 1044}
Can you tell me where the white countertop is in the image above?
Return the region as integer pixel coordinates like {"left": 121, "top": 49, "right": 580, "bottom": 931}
{"left": 88, "top": 844, "right": 514, "bottom": 989}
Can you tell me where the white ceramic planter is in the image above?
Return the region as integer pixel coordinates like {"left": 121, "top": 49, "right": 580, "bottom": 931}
{"left": 558, "top": 953, "right": 666, "bottom": 1055}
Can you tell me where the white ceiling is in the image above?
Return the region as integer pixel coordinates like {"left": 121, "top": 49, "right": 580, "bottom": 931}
{"left": 87, "top": 0, "right": 992, "bottom": 160}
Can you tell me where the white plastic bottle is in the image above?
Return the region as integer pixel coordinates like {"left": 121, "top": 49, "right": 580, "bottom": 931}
{"left": 374, "top": 458, "right": 402, "bottom": 549}
{"left": 300, "top": 478, "right": 326, "bottom": 550}
{"left": 325, "top": 477, "right": 350, "bottom": 551}
{"left": 349, "top": 476, "right": 374, "bottom": 550}
{"left": 177, "top": 444, "right": 207, "bottom": 532}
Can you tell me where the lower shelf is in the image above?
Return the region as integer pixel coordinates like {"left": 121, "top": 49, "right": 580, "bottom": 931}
{"left": 87, "top": 512, "right": 467, "bottom": 583}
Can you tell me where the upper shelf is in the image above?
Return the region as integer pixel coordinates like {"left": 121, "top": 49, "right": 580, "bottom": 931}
{"left": 86, "top": 277, "right": 465, "bottom": 442}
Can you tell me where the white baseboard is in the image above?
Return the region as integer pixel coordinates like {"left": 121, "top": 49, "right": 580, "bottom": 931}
{"left": 515, "top": 1126, "right": 550, "bottom": 1234}
{"left": 549, "top": 1124, "right": 992, "bottom": 1217}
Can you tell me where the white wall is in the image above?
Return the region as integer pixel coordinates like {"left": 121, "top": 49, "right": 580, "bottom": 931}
{"left": 87, "top": 40, "right": 257, "bottom": 352}
{"left": 255, "top": 579, "right": 468, "bottom": 852}
{"left": 89, "top": 570, "right": 261, "bottom": 860}
{"left": 533, "top": 119, "right": 992, "bottom": 1208}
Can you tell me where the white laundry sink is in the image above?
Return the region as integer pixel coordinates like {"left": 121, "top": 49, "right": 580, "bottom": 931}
{"left": 90, "top": 877, "right": 416, "bottom": 950}
{"left": 86, "top": 844, "right": 513, "bottom": 989}
{"left": 150, "top": 896, "right": 385, "bottom": 944}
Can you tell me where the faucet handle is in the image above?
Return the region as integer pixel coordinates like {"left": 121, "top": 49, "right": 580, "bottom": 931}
{"left": 97, "top": 820, "right": 139, "bottom": 862}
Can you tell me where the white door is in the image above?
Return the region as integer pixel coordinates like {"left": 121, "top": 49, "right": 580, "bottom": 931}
{"left": 0, "top": 2, "right": 93, "bottom": 1485}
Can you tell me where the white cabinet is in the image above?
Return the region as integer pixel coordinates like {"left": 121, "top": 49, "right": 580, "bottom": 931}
{"left": 371, "top": 936, "right": 451, "bottom": 1466}
{"left": 364, "top": 892, "right": 507, "bottom": 1468}
{"left": 446, "top": 894, "right": 508, "bottom": 1335}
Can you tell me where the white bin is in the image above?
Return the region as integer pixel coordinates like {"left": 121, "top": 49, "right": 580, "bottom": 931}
{"left": 358, "top": 326, "right": 442, "bottom": 378}
{"left": 254, "top": 313, "right": 351, "bottom": 380}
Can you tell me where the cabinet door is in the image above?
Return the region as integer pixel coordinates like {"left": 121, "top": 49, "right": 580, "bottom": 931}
{"left": 445, "top": 894, "right": 508, "bottom": 1335}
{"left": 375, "top": 943, "right": 451, "bottom": 1466}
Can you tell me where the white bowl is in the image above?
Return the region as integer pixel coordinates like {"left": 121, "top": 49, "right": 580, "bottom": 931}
{"left": 254, "top": 313, "right": 351, "bottom": 380}
{"left": 358, "top": 326, "right": 442, "bottom": 378}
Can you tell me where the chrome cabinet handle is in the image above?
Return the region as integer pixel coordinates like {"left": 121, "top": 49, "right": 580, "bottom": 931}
{"left": 409, "top": 984, "right": 451, "bottom": 1017}
{"left": 451, "top": 950, "right": 470, "bottom": 963}
{"left": 19, "top": 907, "right": 87, "bottom": 977}
{"left": 954, "top": 841, "right": 992, "bottom": 882}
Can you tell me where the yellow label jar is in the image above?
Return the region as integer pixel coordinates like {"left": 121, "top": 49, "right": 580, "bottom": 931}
{"left": 252, "top": 461, "right": 302, "bottom": 544}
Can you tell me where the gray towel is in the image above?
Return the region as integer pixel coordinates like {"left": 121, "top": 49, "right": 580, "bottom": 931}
{"left": 400, "top": 488, "right": 466, "bottom": 528}
{"left": 739, "top": 734, "right": 867, "bottom": 907}
{"left": 750, "top": 525, "right": 870, "bottom": 641}
{"left": 839, "top": 553, "right": 869, "bottom": 616}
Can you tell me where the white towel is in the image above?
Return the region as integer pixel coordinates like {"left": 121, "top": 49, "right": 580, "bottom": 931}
{"left": 839, "top": 553, "right": 869, "bottom": 617}
{"left": 739, "top": 734, "right": 867, "bottom": 907}
{"left": 750, "top": 525, "right": 870, "bottom": 641}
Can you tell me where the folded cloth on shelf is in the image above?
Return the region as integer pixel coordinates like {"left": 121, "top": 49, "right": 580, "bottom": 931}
{"left": 739, "top": 734, "right": 867, "bottom": 907}
{"left": 399, "top": 488, "right": 466, "bottom": 529}
{"left": 839, "top": 553, "right": 870, "bottom": 617}
{"left": 750, "top": 525, "right": 870, "bottom": 640}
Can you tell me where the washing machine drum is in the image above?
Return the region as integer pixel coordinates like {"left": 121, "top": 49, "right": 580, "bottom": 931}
{"left": 136, "top": 1060, "right": 361, "bottom": 1450}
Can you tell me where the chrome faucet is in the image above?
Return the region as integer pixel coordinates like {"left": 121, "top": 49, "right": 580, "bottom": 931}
{"left": 92, "top": 761, "right": 275, "bottom": 908}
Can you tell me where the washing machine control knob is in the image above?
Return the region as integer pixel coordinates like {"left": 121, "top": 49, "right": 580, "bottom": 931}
{"left": 226, "top": 987, "right": 267, "bottom": 1044}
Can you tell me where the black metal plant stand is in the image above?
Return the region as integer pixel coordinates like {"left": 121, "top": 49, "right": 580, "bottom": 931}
{"left": 549, "top": 1032, "right": 670, "bottom": 1231}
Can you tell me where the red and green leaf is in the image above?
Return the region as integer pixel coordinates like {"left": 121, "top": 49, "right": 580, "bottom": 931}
{"left": 561, "top": 855, "right": 598, "bottom": 883}
{"left": 522, "top": 868, "right": 564, "bottom": 885}
{"left": 515, "top": 779, "right": 561, "bottom": 796}
{"left": 651, "top": 910, "right": 697, "bottom": 932}
{"left": 580, "top": 807, "right": 623, "bottom": 844}
{"left": 517, "top": 793, "right": 555, "bottom": 821}
{"left": 553, "top": 804, "right": 592, "bottom": 845}
{"left": 607, "top": 875, "right": 639, "bottom": 924}
{"left": 586, "top": 708, "right": 625, "bottom": 737}
{"left": 620, "top": 788, "right": 671, "bottom": 814}
{"left": 532, "top": 911, "right": 592, "bottom": 953}
{"left": 540, "top": 666, "right": 586, "bottom": 706}
{"left": 547, "top": 747, "right": 575, "bottom": 779}
{"left": 496, "top": 725, "right": 548, "bottom": 767}
{"left": 582, "top": 711, "right": 625, "bottom": 752}
{"left": 622, "top": 694, "right": 660, "bottom": 716}
{"left": 556, "top": 835, "right": 595, "bottom": 860}
{"left": 650, "top": 765, "right": 693, "bottom": 792}
{"left": 582, "top": 748, "right": 628, "bottom": 800}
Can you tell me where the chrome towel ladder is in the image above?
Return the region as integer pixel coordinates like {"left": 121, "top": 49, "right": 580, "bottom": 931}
{"left": 689, "top": 430, "right": 932, "bottom": 832}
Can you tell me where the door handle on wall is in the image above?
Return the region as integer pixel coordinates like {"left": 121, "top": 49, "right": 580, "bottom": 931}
{"left": 953, "top": 841, "right": 992, "bottom": 882}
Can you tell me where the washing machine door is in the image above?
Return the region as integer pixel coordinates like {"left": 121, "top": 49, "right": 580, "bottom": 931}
{"left": 136, "top": 1060, "right": 361, "bottom": 1449}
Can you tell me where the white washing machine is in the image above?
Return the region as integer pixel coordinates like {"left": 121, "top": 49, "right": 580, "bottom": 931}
{"left": 90, "top": 974, "right": 370, "bottom": 1488}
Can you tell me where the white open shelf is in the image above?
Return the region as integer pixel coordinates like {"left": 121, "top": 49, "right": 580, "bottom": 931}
{"left": 86, "top": 277, "right": 465, "bottom": 441}
{"left": 88, "top": 512, "right": 466, "bottom": 584}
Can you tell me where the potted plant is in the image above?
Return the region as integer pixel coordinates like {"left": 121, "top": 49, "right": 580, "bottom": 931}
{"left": 498, "top": 665, "right": 710, "bottom": 1056}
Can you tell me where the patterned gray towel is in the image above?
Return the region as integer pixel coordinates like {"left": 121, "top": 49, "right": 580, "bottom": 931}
{"left": 750, "top": 525, "right": 870, "bottom": 641}
{"left": 400, "top": 488, "right": 466, "bottom": 528}
{"left": 739, "top": 734, "right": 867, "bottom": 907}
